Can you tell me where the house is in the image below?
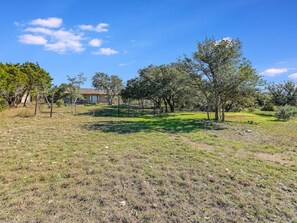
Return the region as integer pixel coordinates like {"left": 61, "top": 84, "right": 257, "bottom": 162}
{"left": 79, "top": 88, "right": 109, "bottom": 103}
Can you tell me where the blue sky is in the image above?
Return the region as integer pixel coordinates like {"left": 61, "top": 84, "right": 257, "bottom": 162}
{"left": 1, "top": 0, "right": 297, "bottom": 87}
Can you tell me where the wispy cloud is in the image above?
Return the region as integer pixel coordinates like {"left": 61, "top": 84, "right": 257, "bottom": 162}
{"left": 93, "top": 48, "right": 119, "bottom": 55}
{"left": 78, "top": 23, "right": 109, "bottom": 32}
{"left": 119, "top": 60, "right": 134, "bottom": 66}
{"left": 260, "top": 68, "right": 288, "bottom": 77}
{"left": 288, "top": 73, "right": 297, "bottom": 80}
{"left": 17, "top": 18, "right": 116, "bottom": 55}
{"left": 89, "top": 38, "right": 102, "bottom": 47}
{"left": 24, "top": 27, "right": 54, "bottom": 35}
{"left": 30, "top": 17, "right": 62, "bottom": 28}
{"left": 19, "top": 34, "right": 47, "bottom": 45}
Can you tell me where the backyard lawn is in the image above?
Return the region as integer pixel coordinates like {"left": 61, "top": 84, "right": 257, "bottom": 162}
{"left": 0, "top": 105, "right": 296, "bottom": 222}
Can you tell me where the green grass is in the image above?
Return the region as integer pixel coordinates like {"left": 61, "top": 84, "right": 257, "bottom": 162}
{"left": 0, "top": 105, "right": 296, "bottom": 222}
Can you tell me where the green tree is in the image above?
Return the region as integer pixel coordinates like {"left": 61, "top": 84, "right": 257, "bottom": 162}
{"left": 187, "top": 37, "right": 260, "bottom": 121}
{"left": 0, "top": 63, "right": 28, "bottom": 107}
{"left": 140, "top": 63, "right": 191, "bottom": 112}
{"left": 92, "top": 72, "right": 123, "bottom": 105}
{"left": 268, "top": 81, "right": 297, "bottom": 106}
{"left": 66, "top": 73, "right": 86, "bottom": 114}
{"left": 122, "top": 63, "right": 194, "bottom": 113}
{"left": 20, "top": 62, "right": 52, "bottom": 107}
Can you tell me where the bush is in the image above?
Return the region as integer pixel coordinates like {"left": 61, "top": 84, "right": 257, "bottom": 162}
{"left": 275, "top": 106, "right": 297, "bottom": 121}
{"left": 261, "top": 102, "right": 275, "bottom": 111}
{"left": 0, "top": 104, "right": 8, "bottom": 112}
{"left": 247, "top": 107, "right": 255, "bottom": 112}
{"left": 56, "top": 99, "right": 64, "bottom": 107}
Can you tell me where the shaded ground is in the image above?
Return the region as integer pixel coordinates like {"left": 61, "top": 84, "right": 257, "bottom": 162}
{"left": 0, "top": 106, "right": 296, "bottom": 222}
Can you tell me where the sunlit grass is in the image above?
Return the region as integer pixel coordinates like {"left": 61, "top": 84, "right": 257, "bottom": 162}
{"left": 0, "top": 105, "right": 296, "bottom": 222}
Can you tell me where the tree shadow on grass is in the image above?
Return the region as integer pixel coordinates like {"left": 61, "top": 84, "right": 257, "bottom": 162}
{"left": 254, "top": 113, "right": 274, "bottom": 118}
{"left": 83, "top": 118, "right": 226, "bottom": 134}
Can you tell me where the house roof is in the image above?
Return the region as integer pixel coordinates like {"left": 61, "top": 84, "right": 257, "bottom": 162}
{"left": 79, "top": 88, "right": 106, "bottom": 95}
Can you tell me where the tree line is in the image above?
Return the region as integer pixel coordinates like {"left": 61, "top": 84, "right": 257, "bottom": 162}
{"left": 121, "top": 38, "right": 261, "bottom": 122}
{"left": 1, "top": 37, "right": 296, "bottom": 121}
{"left": 120, "top": 37, "right": 296, "bottom": 121}
{"left": 0, "top": 62, "right": 52, "bottom": 108}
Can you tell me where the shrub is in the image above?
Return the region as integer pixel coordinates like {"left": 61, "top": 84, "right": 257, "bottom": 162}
{"left": 56, "top": 99, "right": 64, "bottom": 107}
{"left": 261, "top": 102, "right": 275, "bottom": 111}
{"left": 247, "top": 107, "right": 255, "bottom": 112}
{"left": 275, "top": 106, "right": 297, "bottom": 121}
{"left": 0, "top": 104, "right": 8, "bottom": 112}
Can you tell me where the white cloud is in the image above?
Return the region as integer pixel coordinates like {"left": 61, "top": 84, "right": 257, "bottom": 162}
{"left": 30, "top": 17, "right": 62, "bottom": 28}
{"left": 17, "top": 18, "right": 114, "bottom": 54}
{"left": 261, "top": 68, "right": 288, "bottom": 77}
{"left": 22, "top": 27, "right": 84, "bottom": 53}
{"left": 46, "top": 30, "right": 84, "bottom": 53}
{"left": 215, "top": 37, "right": 233, "bottom": 45}
{"left": 19, "top": 34, "right": 47, "bottom": 45}
{"left": 221, "top": 37, "right": 232, "bottom": 42}
{"left": 288, "top": 73, "right": 297, "bottom": 80}
{"left": 78, "top": 23, "right": 109, "bottom": 32}
{"left": 93, "top": 48, "right": 119, "bottom": 55}
{"left": 24, "top": 27, "right": 53, "bottom": 35}
{"left": 89, "top": 38, "right": 102, "bottom": 47}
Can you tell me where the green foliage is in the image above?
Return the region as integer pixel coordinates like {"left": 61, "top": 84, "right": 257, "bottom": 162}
{"left": 247, "top": 107, "right": 255, "bottom": 112}
{"left": 0, "top": 62, "right": 52, "bottom": 107}
{"left": 66, "top": 73, "right": 86, "bottom": 104}
{"left": 261, "top": 102, "right": 275, "bottom": 111}
{"left": 275, "top": 106, "right": 297, "bottom": 120}
{"left": 56, "top": 99, "right": 65, "bottom": 107}
{"left": 184, "top": 37, "right": 261, "bottom": 121}
{"left": 92, "top": 72, "right": 123, "bottom": 105}
{"left": 122, "top": 63, "right": 194, "bottom": 113}
{"left": 65, "top": 73, "right": 86, "bottom": 114}
{"left": 0, "top": 104, "right": 8, "bottom": 112}
{"left": 268, "top": 81, "right": 297, "bottom": 106}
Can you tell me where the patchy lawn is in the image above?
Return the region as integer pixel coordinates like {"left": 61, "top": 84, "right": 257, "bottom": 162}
{"left": 0, "top": 106, "right": 296, "bottom": 222}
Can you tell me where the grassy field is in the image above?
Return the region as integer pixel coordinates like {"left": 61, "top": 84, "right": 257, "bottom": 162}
{"left": 0, "top": 105, "right": 296, "bottom": 222}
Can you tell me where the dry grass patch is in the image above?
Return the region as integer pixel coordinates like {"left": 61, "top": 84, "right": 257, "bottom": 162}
{"left": 0, "top": 106, "right": 296, "bottom": 222}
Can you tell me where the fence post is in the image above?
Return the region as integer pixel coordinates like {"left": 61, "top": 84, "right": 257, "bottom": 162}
{"left": 117, "top": 96, "right": 120, "bottom": 117}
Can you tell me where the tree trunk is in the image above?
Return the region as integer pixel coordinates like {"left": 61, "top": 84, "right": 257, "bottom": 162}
{"left": 215, "top": 106, "right": 219, "bottom": 121}
{"left": 50, "top": 91, "right": 54, "bottom": 118}
{"left": 8, "top": 98, "right": 13, "bottom": 108}
{"left": 127, "top": 98, "right": 131, "bottom": 117}
{"left": 207, "top": 103, "right": 210, "bottom": 120}
{"left": 163, "top": 99, "right": 168, "bottom": 113}
{"left": 23, "top": 92, "right": 30, "bottom": 107}
{"left": 221, "top": 105, "right": 225, "bottom": 122}
{"left": 117, "top": 96, "right": 120, "bottom": 117}
{"left": 34, "top": 92, "right": 39, "bottom": 117}
{"left": 72, "top": 104, "right": 74, "bottom": 114}
{"left": 166, "top": 98, "right": 175, "bottom": 113}
{"left": 109, "top": 95, "right": 113, "bottom": 105}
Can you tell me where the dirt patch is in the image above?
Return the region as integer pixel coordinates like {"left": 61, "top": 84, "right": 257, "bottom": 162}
{"left": 255, "top": 152, "right": 295, "bottom": 165}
